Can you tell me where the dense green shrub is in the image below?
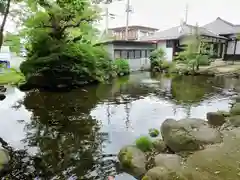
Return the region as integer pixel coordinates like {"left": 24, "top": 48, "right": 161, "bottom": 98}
{"left": 113, "top": 58, "right": 130, "bottom": 76}
{"left": 149, "top": 48, "right": 166, "bottom": 71}
{"left": 135, "top": 136, "right": 153, "bottom": 152}
{"left": 198, "top": 55, "right": 210, "bottom": 66}
{"left": 148, "top": 128, "right": 159, "bottom": 137}
{"left": 19, "top": 0, "right": 117, "bottom": 90}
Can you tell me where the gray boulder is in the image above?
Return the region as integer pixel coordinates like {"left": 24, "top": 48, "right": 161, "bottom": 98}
{"left": 154, "top": 154, "right": 182, "bottom": 170}
{"left": 0, "top": 149, "right": 10, "bottom": 171}
{"left": 207, "top": 112, "right": 226, "bottom": 126}
{"left": 161, "top": 118, "right": 222, "bottom": 152}
{"left": 118, "top": 146, "right": 146, "bottom": 177}
{"left": 152, "top": 139, "right": 167, "bottom": 153}
{"left": 143, "top": 166, "right": 185, "bottom": 180}
{"left": 230, "top": 103, "right": 240, "bottom": 116}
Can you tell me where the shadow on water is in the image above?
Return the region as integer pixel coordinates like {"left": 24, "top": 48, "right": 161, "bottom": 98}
{"left": 0, "top": 72, "right": 239, "bottom": 179}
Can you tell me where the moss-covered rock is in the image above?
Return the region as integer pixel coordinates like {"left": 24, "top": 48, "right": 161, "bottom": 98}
{"left": 217, "top": 110, "right": 230, "bottom": 117}
{"left": 0, "top": 149, "right": 10, "bottom": 171}
{"left": 154, "top": 154, "right": 182, "bottom": 170}
{"left": 207, "top": 112, "right": 226, "bottom": 126}
{"left": 144, "top": 166, "right": 185, "bottom": 180}
{"left": 230, "top": 103, "right": 240, "bottom": 116}
{"left": 148, "top": 128, "right": 159, "bottom": 138}
{"left": 228, "top": 115, "right": 240, "bottom": 127}
{"left": 118, "top": 146, "right": 146, "bottom": 178}
{"left": 152, "top": 139, "right": 167, "bottom": 153}
{"left": 161, "top": 118, "right": 222, "bottom": 153}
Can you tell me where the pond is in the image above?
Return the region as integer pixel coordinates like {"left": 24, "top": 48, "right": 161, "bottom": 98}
{"left": 0, "top": 72, "right": 239, "bottom": 179}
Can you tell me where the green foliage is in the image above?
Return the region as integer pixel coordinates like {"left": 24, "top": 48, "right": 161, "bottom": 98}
{"left": 198, "top": 55, "right": 210, "bottom": 66}
{"left": 135, "top": 136, "right": 153, "bottom": 152}
{"left": 149, "top": 48, "right": 166, "bottom": 71}
{"left": 20, "top": 0, "right": 117, "bottom": 89}
{"left": 113, "top": 58, "right": 130, "bottom": 76}
{"left": 3, "top": 32, "right": 21, "bottom": 54}
{"left": 148, "top": 128, "right": 159, "bottom": 137}
{"left": 175, "top": 25, "right": 211, "bottom": 71}
{"left": 0, "top": 67, "right": 25, "bottom": 85}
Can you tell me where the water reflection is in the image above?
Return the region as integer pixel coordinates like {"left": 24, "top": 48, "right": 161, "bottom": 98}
{"left": 0, "top": 72, "right": 238, "bottom": 179}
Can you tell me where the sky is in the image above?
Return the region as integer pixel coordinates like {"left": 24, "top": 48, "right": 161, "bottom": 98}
{"left": 98, "top": 0, "right": 240, "bottom": 31}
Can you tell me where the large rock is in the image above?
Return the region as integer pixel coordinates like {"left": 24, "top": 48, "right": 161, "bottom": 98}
{"left": 118, "top": 146, "right": 146, "bottom": 177}
{"left": 0, "top": 86, "right": 6, "bottom": 92}
{"left": 154, "top": 154, "right": 182, "bottom": 170}
{"left": 228, "top": 116, "right": 240, "bottom": 127}
{"left": 161, "top": 118, "right": 222, "bottom": 152}
{"left": 207, "top": 112, "right": 226, "bottom": 126}
{"left": 0, "top": 149, "right": 10, "bottom": 171}
{"left": 143, "top": 166, "right": 185, "bottom": 180}
{"left": 230, "top": 103, "right": 240, "bottom": 116}
{"left": 152, "top": 139, "right": 167, "bottom": 153}
{"left": 0, "top": 94, "right": 5, "bottom": 101}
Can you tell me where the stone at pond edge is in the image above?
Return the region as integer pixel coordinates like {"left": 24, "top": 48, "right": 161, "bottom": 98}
{"left": 0, "top": 94, "right": 6, "bottom": 101}
{"left": 154, "top": 154, "right": 182, "bottom": 170}
{"left": 207, "top": 112, "right": 226, "bottom": 126}
{"left": 152, "top": 139, "right": 167, "bottom": 153}
{"left": 0, "top": 149, "right": 10, "bottom": 171}
{"left": 0, "top": 86, "right": 6, "bottom": 92}
{"left": 118, "top": 146, "right": 146, "bottom": 178}
{"left": 161, "top": 118, "right": 222, "bottom": 153}
{"left": 230, "top": 103, "right": 240, "bottom": 116}
{"left": 228, "top": 116, "right": 240, "bottom": 127}
{"left": 217, "top": 110, "right": 230, "bottom": 117}
{"left": 143, "top": 166, "right": 185, "bottom": 180}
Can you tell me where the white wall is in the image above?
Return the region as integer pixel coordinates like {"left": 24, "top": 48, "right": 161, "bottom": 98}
{"left": 227, "top": 41, "right": 235, "bottom": 55}
{"left": 157, "top": 41, "right": 173, "bottom": 62}
{"left": 235, "top": 41, "right": 240, "bottom": 54}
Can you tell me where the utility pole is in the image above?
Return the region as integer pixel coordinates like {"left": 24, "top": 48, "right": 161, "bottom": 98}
{"left": 125, "top": 0, "right": 130, "bottom": 40}
{"left": 105, "top": 6, "right": 109, "bottom": 35}
{"left": 185, "top": 3, "right": 189, "bottom": 24}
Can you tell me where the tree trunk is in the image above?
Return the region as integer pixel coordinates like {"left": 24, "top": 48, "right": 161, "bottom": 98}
{"left": 0, "top": 0, "right": 11, "bottom": 50}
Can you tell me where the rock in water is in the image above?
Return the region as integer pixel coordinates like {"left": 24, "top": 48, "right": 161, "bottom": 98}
{"left": 143, "top": 166, "right": 185, "bottom": 180}
{"left": 0, "top": 149, "right": 10, "bottom": 171}
{"left": 161, "top": 118, "right": 222, "bottom": 152}
{"left": 0, "top": 86, "right": 6, "bottom": 92}
{"left": 118, "top": 146, "right": 146, "bottom": 178}
{"left": 207, "top": 112, "right": 226, "bottom": 126}
{"left": 154, "top": 154, "right": 182, "bottom": 170}
{"left": 0, "top": 94, "right": 5, "bottom": 101}
{"left": 230, "top": 103, "right": 240, "bottom": 116}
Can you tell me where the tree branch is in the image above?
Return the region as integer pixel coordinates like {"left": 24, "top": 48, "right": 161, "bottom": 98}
{"left": 61, "top": 18, "right": 94, "bottom": 32}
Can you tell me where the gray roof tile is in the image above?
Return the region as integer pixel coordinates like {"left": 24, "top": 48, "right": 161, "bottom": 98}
{"left": 140, "top": 23, "right": 226, "bottom": 41}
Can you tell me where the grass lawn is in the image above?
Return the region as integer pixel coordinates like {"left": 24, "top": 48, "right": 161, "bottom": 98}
{"left": 0, "top": 69, "right": 25, "bottom": 85}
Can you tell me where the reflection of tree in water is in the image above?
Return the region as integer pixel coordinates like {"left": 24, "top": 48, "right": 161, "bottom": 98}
{"left": 2, "top": 88, "right": 118, "bottom": 179}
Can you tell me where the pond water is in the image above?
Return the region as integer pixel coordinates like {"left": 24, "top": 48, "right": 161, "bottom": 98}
{"left": 0, "top": 72, "right": 239, "bottom": 179}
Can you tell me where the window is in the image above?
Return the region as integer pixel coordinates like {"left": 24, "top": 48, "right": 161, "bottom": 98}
{"left": 114, "top": 50, "right": 121, "bottom": 59}
{"left": 166, "top": 40, "right": 172, "bottom": 48}
{"left": 134, "top": 50, "right": 141, "bottom": 58}
{"left": 121, "top": 50, "right": 128, "bottom": 59}
{"left": 141, "top": 50, "right": 146, "bottom": 58}
{"left": 128, "top": 50, "right": 135, "bottom": 59}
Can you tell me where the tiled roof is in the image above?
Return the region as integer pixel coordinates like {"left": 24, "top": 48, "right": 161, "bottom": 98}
{"left": 203, "top": 17, "right": 240, "bottom": 35}
{"left": 140, "top": 23, "right": 226, "bottom": 41}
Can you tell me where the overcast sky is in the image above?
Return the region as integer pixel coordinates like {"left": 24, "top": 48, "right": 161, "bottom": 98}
{"left": 98, "top": 0, "right": 240, "bottom": 31}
